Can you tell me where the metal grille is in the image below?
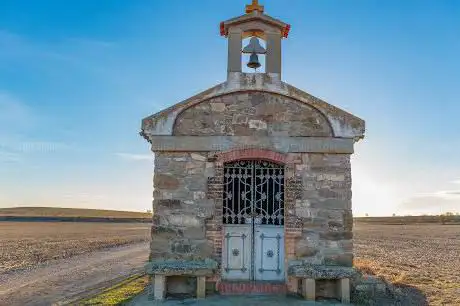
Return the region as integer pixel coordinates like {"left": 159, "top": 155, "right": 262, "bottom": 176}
{"left": 223, "top": 160, "right": 284, "bottom": 226}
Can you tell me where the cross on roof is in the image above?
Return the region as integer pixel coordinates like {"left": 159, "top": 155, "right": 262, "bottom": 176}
{"left": 245, "top": 0, "right": 264, "bottom": 14}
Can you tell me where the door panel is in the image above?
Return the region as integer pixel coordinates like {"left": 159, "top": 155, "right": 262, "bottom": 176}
{"left": 254, "top": 225, "right": 285, "bottom": 281}
{"left": 222, "top": 225, "right": 252, "bottom": 280}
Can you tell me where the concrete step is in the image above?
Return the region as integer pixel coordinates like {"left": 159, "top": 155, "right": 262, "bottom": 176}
{"left": 217, "top": 281, "right": 287, "bottom": 295}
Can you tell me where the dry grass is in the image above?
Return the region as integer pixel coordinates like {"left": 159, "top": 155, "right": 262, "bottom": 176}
{"left": 0, "top": 222, "right": 151, "bottom": 274}
{"left": 354, "top": 223, "right": 460, "bottom": 305}
{"left": 0, "top": 207, "right": 152, "bottom": 218}
{"left": 80, "top": 274, "right": 149, "bottom": 305}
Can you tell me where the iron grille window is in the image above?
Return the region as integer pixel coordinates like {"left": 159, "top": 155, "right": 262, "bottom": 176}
{"left": 223, "top": 160, "right": 284, "bottom": 225}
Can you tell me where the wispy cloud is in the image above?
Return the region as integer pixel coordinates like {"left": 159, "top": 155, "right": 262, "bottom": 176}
{"left": 0, "top": 91, "right": 73, "bottom": 163}
{"left": 0, "top": 29, "right": 116, "bottom": 68}
{"left": 399, "top": 185, "right": 460, "bottom": 213}
{"left": 116, "top": 153, "right": 153, "bottom": 161}
{"left": 0, "top": 91, "right": 36, "bottom": 128}
{"left": 399, "top": 195, "right": 459, "bottom": 212}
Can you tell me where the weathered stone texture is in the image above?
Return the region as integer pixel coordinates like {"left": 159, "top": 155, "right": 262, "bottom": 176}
{"left": 291, "top": 153, "right": 353, "bottom": 267}
{"left": 151, "top": 152, "right": 214, "bottom": 260}
{"left": 173, "top": 92, "right": 332, "bottom": 137}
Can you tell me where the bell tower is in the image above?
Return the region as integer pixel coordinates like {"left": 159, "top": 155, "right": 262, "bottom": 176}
{"left": 220, "top": 0, "right": 290, "bottom": 78}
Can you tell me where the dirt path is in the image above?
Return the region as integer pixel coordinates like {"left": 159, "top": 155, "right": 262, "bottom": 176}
{"left": 0, "top": 242, "right": 150, "bottom": 306}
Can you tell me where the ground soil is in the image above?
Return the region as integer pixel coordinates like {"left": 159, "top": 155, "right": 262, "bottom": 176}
{"left": 354, "top": 223, "right": 460, "bottom": 305}
{"left": 0, "top": 222, "right": 150, "bottom": 274}
{"left": 0, "top": 222, "right": 458, "bottom": 305}
{"left": 0, "top": 242, "right": 150, "bottom": 306}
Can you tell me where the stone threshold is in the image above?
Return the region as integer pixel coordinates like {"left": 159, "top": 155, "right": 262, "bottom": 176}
{"left": 218, "top": 281, "right": 287, "bottom": 295}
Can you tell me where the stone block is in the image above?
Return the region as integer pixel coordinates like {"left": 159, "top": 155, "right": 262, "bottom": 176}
{"left": 301, "top": 153, "right": 309, "bottom": 164}
{"left": 340, "top": 278, "right": 351, "bottom": 303}
{"left": 248, "top": 119, "right": 267, "bottom": 130}
{"left": 338, "top": 240, "right": 353, "bottom": 252}
{"left": 191, "top": 153, "right": 207, "bottom": 161}
{"left": 302, "top": 217, "right": 327, "bottom": 229}
{"left": 155, "top": 158, "right": 186, "bottom": 173}
{"left": 295, "top": 207, "right": 315, "bottom": 219}
{"left": 311, "top": 199, "right": 350, "bottom": 210}
{"left": 193, "top": 191, "right": 206, "bottom": 200}
{"left": 295, "top": 240, "right": 319, "bottom": 257}
{"left": 204, "top": 162, "right": 215, "bottom": 177}
{"left": 232, "top": 114, "right": 248, "bottom": 125}
{"left": 319, "top": 230, "right": 353, "bottom": 241}
{"left": 186, "top": 160, "right": 204, "bottom": 169}
{"left": 194, "top": 240, "right": 213, "bottom": 258}
{"left": 169, "top": 189, "right": 192, "bottom": 200}
{"left": 156, "top": 199, "right": 182, "bottom": 209}
{"left": 182, "top": 226, "right": 206, "bottom": 239}
{"left": 184, "top": 176, "right": 206, "bottom": 191}
{"left": 210, "top": 102, "right": 226, "bottom": 112}
{"left": 165, "top": 214, "right": 203, "bottom": 227}
{"left": 324, "top": 252, "right": 353, "bottom": 267}
{"left": 327, "top": 220, "right": 343, "bottom": 231}
{"left": 295, "top": 164, "right": 308, "bottom": 171}
{"left": 170, "top": 238, "right": 194, "bottom": 254}
{"left": 197, "top": 276, "right": 206, "bottom": 298}
{"left": 187, "top": 167, "right": 205, "bottom": 175}
{"left": 154, "top": 275, "right": 165, "bottom": 300}
{"left": 343, "top": 210, "right": 353, "bottom": 231}
{"left": 317, "top": 174, "right": 345, "bottom": 181}
{"left": 156, "top": 191, "right": 173, "bottom": 200}
{"left": 303, "top": 279, "right": 315, "bottom": 300}
{"left": 286, "top": 153, "right": 302, "bottom": 164}
{"left": 154, "top": 174, "right": 180, "bottom": 190}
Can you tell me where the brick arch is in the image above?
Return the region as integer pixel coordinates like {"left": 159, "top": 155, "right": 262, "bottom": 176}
{"left": 215, "top": 148, "right": 287, "bottom": 164}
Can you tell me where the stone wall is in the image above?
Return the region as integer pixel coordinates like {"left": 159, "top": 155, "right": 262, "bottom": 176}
{"left": 151, "top": 152, "right": 215, "bottom": 261}
{"left": 290, "top": 153, "right": 353, "bottom": 268}
{"left": 173, "top": 92, "right": 332, "bottom": 137}
{"left": 151, "top": 150, "right": 353, "bottom": 286}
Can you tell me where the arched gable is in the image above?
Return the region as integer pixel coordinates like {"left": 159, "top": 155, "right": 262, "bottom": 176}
{"left": 172, "top": 91, "right": 333, "bottom": 137}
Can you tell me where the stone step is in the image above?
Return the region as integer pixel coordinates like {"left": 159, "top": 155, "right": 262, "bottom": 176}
{"left": 217, "top": 281, "right": 287, "bottom": 295}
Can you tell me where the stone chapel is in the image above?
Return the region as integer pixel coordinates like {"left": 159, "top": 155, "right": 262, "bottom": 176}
{"left": 141, "top": 0, "right": 365, "bottom": 302}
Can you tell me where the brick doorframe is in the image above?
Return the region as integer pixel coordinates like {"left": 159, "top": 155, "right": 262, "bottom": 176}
{"left": 205, "top": 148, "right": 303, "bottom": 290}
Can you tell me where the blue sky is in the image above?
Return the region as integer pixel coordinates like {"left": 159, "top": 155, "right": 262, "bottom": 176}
{"left": 0, "top": 0, "right": 459, "bottom": 216}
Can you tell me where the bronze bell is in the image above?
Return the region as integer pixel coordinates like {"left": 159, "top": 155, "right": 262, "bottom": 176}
{"left": 247, "top": 52, "right": 261, "bottom": 69}
{"left": 242, "top": 37, "right": 266, "bottom": 54}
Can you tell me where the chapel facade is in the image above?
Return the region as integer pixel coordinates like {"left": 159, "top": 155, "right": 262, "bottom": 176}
{"left": 141, "top": 1, "right": 365, "bottom": 301}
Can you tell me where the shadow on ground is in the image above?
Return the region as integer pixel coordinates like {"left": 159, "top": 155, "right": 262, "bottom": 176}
{"left": 352, "top": 267, "right": 429, "bottom": 306}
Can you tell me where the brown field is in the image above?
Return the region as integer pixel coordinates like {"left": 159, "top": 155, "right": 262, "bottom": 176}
{"left": 1, "top": 220, "right": 458, "bottom": 305}
{"left": 0, "top": 222, "right": 151, "bottom": 274}
{"left": 354, "top": 223, "right": 460, "bottom": 305}
{"left": 0, "top": 207, "right": 152, "bottom": 218}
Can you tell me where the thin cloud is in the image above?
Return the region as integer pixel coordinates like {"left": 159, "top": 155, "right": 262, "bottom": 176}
{"left": 0, "top": 29, "right": 116, "bottom": 68}
{"left": 116, "top": 153, "right": 153, "bottom": 161}
{"left": 0, "top": 92, "right": 72, "bottom": 162}
{"left": 442, "top": 190, "right": 460, "bottom": 196}
{"left": 399, "top": 195, "right": 460, "bottom": 212}
{"left": 0, "top": 91, "right": 35, "bottom": 127}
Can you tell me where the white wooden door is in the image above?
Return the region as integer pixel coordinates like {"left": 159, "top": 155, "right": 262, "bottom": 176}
{"left": 222, "top": 225, "right": 252, "bottom": 280}
{"left": 254, "top": 225, "right": 284, "bottom": 281}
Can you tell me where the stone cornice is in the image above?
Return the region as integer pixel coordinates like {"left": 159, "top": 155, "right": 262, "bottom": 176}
{"left": 147, "top": 136, "right": 354, "bottom": 154}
